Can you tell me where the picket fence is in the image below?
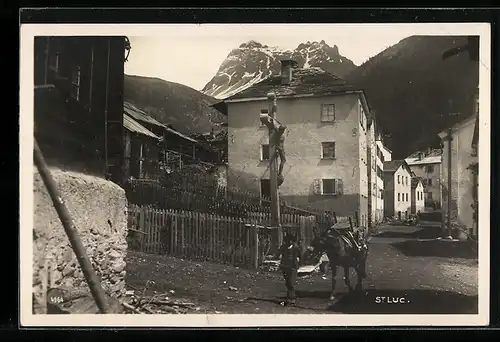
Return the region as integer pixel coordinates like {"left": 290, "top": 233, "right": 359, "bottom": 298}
{"left": 127, "top": 205, "right": 336, "bottom": 269}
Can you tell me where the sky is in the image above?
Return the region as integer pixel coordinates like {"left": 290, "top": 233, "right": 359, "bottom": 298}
{"left": 123, "top": 23, "right": 467, "bottom": 91}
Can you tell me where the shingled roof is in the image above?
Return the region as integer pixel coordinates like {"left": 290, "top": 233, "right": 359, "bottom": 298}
{"left": 123, "top": 114, "right": 161, "bottom": 140}
{"left": 383, "top": 160, "right": 411, "bottom": 174}
{"left": 226, "top": 67, "right": 358, "bottom": 101}
{"left": 411, "top": 177, "right": 425, "bottom": 189}
{"left": 124, "top": 101, "right": 165, "bottom": 129}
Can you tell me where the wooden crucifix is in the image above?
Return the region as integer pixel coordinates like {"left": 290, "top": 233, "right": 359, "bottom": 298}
{"left": 260, "top": 92, "right": 287, "bottom": 248}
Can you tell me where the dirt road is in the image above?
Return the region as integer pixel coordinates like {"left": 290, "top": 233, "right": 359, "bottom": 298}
{"left": 125, "top": 224, "right": 478, "bottom": 314}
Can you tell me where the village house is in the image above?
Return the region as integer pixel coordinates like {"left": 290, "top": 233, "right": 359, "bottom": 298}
{"left": 374, "top": 131, "right": 392, "bottom": 223}
{"left": 190, "top": 123, "right": 229, "bottom": 165}
{"left": 410, "top": 177, "right": 426, "bottom": 214}
{"left": 438, "top": 113, "right": 479, "bottom": 238}
{"left": 190, "top": 124, "right": 229, "bottom": 189}
{"left": 123, "top": 107, "right": 163, "bottom": 180}
{"left": 213, "top": 59, "right": 385, "bottom": 225}
{"left": 33, "top": 36, "right": 130, "bottom": 313}
{"left": 123, "top": 101, "right": 203, "bottom": 179}
{"left": 367, "top": 118, "right": 377, "bottom": 227}
{"left": 383, "top": 160, "right": 413, "bottom": 220}
{"left": 405, "top": 148, "right": 442, "bottom": 210}
{"left": 34, "top": 36, "right": 128, "bottom": 183}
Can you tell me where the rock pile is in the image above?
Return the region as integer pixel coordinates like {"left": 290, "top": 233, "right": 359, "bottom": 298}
{"left": 50, "top": 233, "right": 128, "bottom": 298}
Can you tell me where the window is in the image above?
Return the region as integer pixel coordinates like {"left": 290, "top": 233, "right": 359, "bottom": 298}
{"left": 260, "top": 179, "right": 270, "bottom": 199}
{"left": 398, "top": 193, "right": 400, "bottom": 201}
{"left": 380, "top": 189, "right": 384, "bottom": 199}
{"left": 260, "top": 109, "right": 268, "bottom": 126}
{"left": 71, "top": 65, "right": 81, "bottom": 101}
{"left": 426, "top": 192, "right": 433, "bottom": 200}
{"left": 397, "top": 175, "right": 400, "bottom": 184}
{"left": 322, "top": 179, "right": 336, "bottom": 195}
{"left": 320, "top": 104, "right": 335, "bottom": 122}
{"left": 314, "top": 178, "right": 343, "bottom": 195}
{"left": 321, "top": 142, "right": 336, "bottom": 159}
{"left": 426, "top": 165, "right": 435, "bottom": 173}
{"left": 405, "top": 176, "right": 408, "bottom": 185}
{"left": 261, "top": 144, "right": 270, "bottom": 161}
{"left": 406, "top": 193, "right": 408, "bottom": 202}
{"left": 427, "top": 178, "right": 433, "bottom": 186}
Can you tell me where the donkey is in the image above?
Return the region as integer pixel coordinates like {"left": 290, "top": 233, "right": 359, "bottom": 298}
{"left": 305, "top": 225, "right": 369, "bottom": 301}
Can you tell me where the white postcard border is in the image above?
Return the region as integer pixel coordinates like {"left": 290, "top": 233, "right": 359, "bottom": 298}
{"left": 19, "top": 22, "right": 491, "bottom": 327}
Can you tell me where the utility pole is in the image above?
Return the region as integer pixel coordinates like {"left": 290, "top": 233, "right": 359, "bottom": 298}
{"left": 260, "top": 92, "right": 284, "bottom": 249}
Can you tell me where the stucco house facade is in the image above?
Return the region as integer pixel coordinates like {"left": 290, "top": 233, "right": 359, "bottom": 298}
{"left": 438, "top": 114, "right": 479, "bottom": 237}
{"left": 410, "top": 177, "right": 425, "bottom": 214}
{"left": 374, "top": 132, "right": 392, "bottom": 224}
{"left": 405, "top": 150, "right": 442, "bottom": 210}
{"left": 383, "top": 160, "right": 413, "bottom": 220}
{"left": 214, "top": 60, "right": 385, "bottom": 226}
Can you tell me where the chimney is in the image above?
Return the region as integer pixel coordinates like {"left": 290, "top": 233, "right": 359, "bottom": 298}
{"left": 280, "top": 59, "right": 298, "bottom": 85}
{"left": 418, "top": 153, "right": 423, "bottom": 160}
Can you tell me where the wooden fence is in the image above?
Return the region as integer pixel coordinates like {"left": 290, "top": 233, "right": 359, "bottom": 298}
{"left": 127, "top": 205, "right": 335, "bottom": 269}
{"left": 123, "top": 178, "right": 324, "bottom": 218}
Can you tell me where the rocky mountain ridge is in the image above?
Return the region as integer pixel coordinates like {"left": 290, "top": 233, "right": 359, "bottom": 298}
{"left": 202, "top": 40, "right": 357, "bottom": 99}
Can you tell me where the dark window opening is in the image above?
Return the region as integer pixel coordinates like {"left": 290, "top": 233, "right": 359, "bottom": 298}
{"left": 260, "top": 179, "right": 271, "bottom": 199}
{"left": 321, "top": 142, "right": 336, "bottom": 159}
{"left": 261, "top": 144, "right": 269, "bottom": 160}
{"left": 322, "top": 179, "right": 336, "bottom": 195}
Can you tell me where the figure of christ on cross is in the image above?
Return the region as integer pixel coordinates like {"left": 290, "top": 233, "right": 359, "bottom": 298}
{"left": 271, "top": 123, "right": 287, "bottom": 187}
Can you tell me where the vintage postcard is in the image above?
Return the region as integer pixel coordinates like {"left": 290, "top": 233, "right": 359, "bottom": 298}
{"left": 20, "top": 22, "right": 491, "bottom": 327}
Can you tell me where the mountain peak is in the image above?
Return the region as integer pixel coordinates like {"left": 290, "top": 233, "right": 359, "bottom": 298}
{"left": 239, "top": 40, "right": 267, "bottom": 49}
{"left": 202, "top": 40, "right": 356, "bottom": 99}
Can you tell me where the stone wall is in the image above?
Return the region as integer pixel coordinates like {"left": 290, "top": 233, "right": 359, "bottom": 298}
{"left": 32, "top": 167, "right": 128, "bottom": 314}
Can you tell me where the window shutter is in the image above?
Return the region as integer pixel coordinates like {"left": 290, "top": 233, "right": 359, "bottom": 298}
{"left": 337, "top": 179, "right": 344, "bottom": 195}
{"left": 313, "top": 179, "right": 322, "bottom": 195}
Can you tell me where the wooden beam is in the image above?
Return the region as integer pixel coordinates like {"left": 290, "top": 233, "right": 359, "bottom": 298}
{"left": 267, "top": 92, "right": 282, "bottom": 249}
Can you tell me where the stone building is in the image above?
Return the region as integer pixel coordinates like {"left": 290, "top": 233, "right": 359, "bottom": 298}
{"left": 383, "top": 160, "right": 413, "bottom": 220}
{"left": 213, "top": 60, "right": 386, "bottom": 227}
{"left": 405, "top": 149, "right": 442, "bottom": 209}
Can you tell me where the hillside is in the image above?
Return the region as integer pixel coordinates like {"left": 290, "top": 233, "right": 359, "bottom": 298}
{"left": 124, "top": 75, "right": 227, "bottom": 135}
{"left": 345, "top": 35, "right": 479, "bottom": 158}
{"left": 202, "top": 40, "right": 356, "bottom": 99}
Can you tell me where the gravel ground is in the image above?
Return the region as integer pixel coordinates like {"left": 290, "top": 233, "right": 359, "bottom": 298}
{"left": 125, "top": 224, "right": 479, "bottom": 314}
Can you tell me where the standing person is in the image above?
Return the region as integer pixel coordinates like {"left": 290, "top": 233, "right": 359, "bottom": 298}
{"left": 277, "top": 232, "right": 301, "bottom": 306}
